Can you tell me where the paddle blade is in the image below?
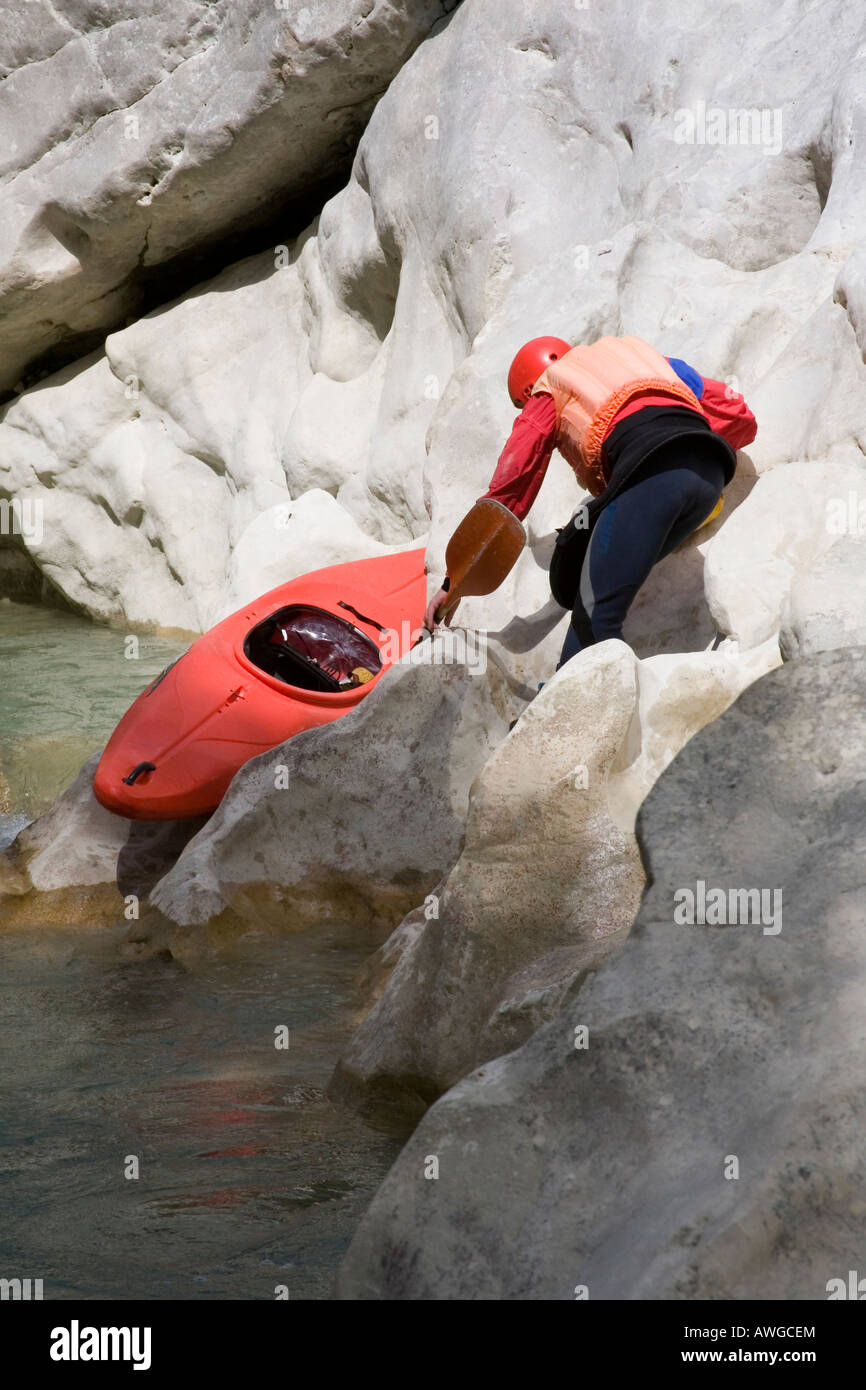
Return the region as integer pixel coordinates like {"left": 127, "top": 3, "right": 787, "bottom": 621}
{"left": 436, "top": 499, "right": 526, "bottom": 619}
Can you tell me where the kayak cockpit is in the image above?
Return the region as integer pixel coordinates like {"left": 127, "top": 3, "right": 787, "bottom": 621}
{"left": 243, "top": 604, "right": 382, "bottom": 693}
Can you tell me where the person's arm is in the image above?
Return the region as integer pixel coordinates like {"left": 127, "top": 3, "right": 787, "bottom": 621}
{"left": 425, "top": 394, "right": 557, "bottom": 628}
{"left": 667, "top": 356, "right": 757, "bottom": 451}
{"left": 480, "top": 392, "right": 558, "bottom": 519}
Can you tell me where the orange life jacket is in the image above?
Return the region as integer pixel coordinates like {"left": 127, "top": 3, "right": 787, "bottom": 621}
{"left": 532, "top": 335, "right": 705, "bottom": 495}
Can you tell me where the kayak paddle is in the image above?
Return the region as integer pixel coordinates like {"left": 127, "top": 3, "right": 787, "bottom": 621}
{"left": 436, "top": 498, "right": 527, "bottom": 621}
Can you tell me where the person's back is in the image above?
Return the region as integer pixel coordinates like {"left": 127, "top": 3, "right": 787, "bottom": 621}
{"left": 426, "top": 333, "right": 756, "bottom": 667}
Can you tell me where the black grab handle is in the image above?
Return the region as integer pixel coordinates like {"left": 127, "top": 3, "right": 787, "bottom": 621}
{"left": 337, "top": 600, "right": 386, "bottom": 632}
{"left": 122, "top": 761, "right": 156, "bottom": 786}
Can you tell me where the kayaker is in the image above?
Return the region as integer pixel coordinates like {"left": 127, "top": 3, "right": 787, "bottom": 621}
{"left": 424, "top": 335, "right": 757, "bottom": 665}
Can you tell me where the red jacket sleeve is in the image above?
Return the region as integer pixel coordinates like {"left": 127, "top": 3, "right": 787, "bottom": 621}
{"left": 480, "top": 392, "right": 557, "bottom": 521}
{"left": 698, "top": 375, "right": 757, "bottom": 451}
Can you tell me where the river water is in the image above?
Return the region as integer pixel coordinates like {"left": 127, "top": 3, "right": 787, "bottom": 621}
{"left": 0, "top": 599, "right": 401, "bottom": 1299}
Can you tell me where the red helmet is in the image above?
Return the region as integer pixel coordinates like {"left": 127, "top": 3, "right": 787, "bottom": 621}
{"left": 507, "top": 336, "right": 571, "bottom": 408}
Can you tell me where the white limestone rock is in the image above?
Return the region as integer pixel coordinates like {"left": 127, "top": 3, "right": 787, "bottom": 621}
{"left": 331, "top": 634, "right": 782, "bottom": 1122}
{"left": 0, "top": 754, "right": 127, "bottom": 926}
{"left": 781, "top": 534, "right": 866, "bottom": 657}
{"left": 0, "top": 0, "right": 456, "bottom": 395}
{"left": 149, "top": 649, "right": 510, "bottom": 930}
{"left": 338, "top": 648, "right": 866, "bottom": 1300}
{"left": 4, "top": 754, "right": 124, "bottom": 893}
{"left": 705, "top": 455, "right": 866, "bottom": 650}
{"left": 226, "top": 491, "right": 396, "bottom": 613}
{"left": 3, "top": 0, "right": 866, "bottom": 668}
{"left": 0, "top": 752, "right": 209, "bottom": 927}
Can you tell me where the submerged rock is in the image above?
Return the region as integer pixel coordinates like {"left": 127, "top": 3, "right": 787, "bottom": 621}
{"left": 331, "top": 635, "right": 780, "bottom": 1126}
{"left": 338, "top": 646, "right": 866, "bottom": 1299}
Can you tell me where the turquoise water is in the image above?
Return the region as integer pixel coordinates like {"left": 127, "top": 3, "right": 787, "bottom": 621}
{"left": 0, "top": 598, "right": 187, "bottom": 830}
{"left": 0, "top": 600, "right": 401, "bottom": 1299}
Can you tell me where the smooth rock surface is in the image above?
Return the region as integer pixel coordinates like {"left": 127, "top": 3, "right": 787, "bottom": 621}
{"left": 704, "top": 456, "right": 866, "bottom": 651}
{"left": 781, "top": 528, "right": 866, "bottom": 658}
{"left": 0, "top": 752, "right": 209, "bottom": 927}
{"left": 331, "top": 635, "right": 781, "bottom": 1125}
{"left": 4, "top": 0, "right": 866, "bottom": 673}
{"left": 0, "top": 0, "right": 456, "bottom": 394}
{"left": 0, "top": 753, "right": 129, "bottom": 926}
{"left": 150, "top": 647, "right": 510, "bottom": 930}
{"left": 338, "top": 647, "right": 866, "bottom": 1299}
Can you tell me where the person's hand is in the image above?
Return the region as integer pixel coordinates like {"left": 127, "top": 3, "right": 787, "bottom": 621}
{"left": 424, "top": 587, "right": 459, "bottom": 630}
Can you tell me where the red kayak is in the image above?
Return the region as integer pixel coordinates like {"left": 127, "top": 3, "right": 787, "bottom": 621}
{"left": 94, "top": 548, "right": 427, "bottom": 820}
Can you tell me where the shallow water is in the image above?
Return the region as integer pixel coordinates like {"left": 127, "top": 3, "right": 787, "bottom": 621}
{"left": 0, "top": 925, "right": 400, "bottom": 1300}
{"left": 0, "top": 601, "right": 402, "bottom": 1299}
{"left": 0, "top": 598, "right": 187, "bottom": 829}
